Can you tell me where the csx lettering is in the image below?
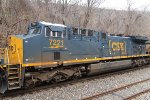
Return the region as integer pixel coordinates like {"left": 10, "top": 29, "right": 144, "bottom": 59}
{"left": 112, "top": 42, "right": 125, "bottom": 51}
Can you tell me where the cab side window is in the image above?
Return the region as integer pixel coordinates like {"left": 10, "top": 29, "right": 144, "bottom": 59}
{"left": 51, "top": 31, "right": 63, "bottom": 38}
{"left": 52, "top": 31, "right": 57, "bottom": 37}
{"left": 45, "top": 26, "right": 64, "bottom": 38}
{"left": 45, "top": 26, "right": 51, "bottom": 37}
{"left": 57, "top": 31, "right": 63, "bottom": 37}
{"left": 101, "top": 33, "right": 106, "bottom": 39}
{"left": 88, "top": 30, "right": 93, "bottom": 36}
{"left": 73, "top": 28, "right": 78, "bottom": 35}
{"left": 81, "top": 29, "right": 86, "bottom": 36}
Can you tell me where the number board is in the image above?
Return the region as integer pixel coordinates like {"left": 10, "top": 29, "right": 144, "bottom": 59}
{"left": 49, "top": 39, "right": 64, "bottom": 48}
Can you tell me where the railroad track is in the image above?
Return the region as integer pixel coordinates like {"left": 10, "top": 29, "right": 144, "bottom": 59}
{"left": 125, "top": 89, "right": 150, "bottom": 100}
{"left": 1, "top": 65, "right": 150, "bottom": 99}
{"left": 83, "top": 78, "right": 150, "bottom": 100}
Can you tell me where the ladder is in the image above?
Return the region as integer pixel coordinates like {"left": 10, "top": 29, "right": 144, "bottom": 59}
{"left": 7, "top": 65, "right": 21, "bottom": 90}
{"left": 6, "top": 48, "right": 22, "bottom": 90}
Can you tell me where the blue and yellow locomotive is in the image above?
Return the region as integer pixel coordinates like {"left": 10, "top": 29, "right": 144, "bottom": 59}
{"left": 0, "top": 21, "right": 149, "bottom": 93}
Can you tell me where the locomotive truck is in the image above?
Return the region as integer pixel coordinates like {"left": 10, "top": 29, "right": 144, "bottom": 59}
{"left": 0, "top": 21, "right": 149, "bottom": 93}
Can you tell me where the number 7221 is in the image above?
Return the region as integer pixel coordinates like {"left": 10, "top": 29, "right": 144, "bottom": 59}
{"left": 49, "top": 39, "right": 64, "bottom": 48}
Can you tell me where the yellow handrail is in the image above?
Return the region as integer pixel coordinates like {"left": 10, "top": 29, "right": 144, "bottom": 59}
{"left": 16, "top": 48, "right": 22, "bottom": 79}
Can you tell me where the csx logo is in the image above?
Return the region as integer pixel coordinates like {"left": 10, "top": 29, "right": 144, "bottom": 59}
{"left": 112, "top": 42, "right": 125, "bottom": 51}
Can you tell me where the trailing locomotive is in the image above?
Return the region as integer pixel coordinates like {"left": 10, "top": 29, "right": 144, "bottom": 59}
{"left": 0, "top": 21, "right": 149, "bottom": 93}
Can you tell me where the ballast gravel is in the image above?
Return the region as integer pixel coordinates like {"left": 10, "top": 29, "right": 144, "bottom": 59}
{"left": 96, "top": 80, "right": 150, "bottom": 100}
{"left": 132, "top": 92, "right": 150, "bottom": 100}
{"left": 3, "top": 66, "right": 150, "bottom": 100}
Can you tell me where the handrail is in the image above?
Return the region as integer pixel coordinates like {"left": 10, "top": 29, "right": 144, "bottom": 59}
{"left": 16, "top": 48, "right": 22, "bottom": 79}
{"left": 6, "top": 48, "right": 9, "bottom": 64}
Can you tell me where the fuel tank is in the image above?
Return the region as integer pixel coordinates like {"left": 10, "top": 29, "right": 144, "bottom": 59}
{"left": 88, "top": 60, "right": 132, "bottom": 75}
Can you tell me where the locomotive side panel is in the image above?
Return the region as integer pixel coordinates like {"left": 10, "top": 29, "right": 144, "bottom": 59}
{"left": 64, "top": 39, "right": 99, "bottom": 60}
{"left": 23, "top": 35, "right": 42, "bottom": 64}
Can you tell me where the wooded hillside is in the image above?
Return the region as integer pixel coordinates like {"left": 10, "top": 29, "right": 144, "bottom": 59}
{"left": 0, "top": 0, "right": 150, "bottom": 37}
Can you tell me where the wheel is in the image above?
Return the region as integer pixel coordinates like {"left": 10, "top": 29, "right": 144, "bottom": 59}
{"left": 51, "top": 73, "right": 67, "bottom": 83}
{"left": 24, "top": 79, "right": 35, "bottom": 89}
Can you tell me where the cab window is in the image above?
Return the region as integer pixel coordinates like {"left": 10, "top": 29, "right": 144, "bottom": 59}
{"left": 57, "top": 31, "right": 62, "bottom": 37}
{"left": 29, "top": 27, "right": 41, "bottom": 34}
{"left": 45, "top": 26, "right": 64, "bottom": 38}
{"left": 88, "top": 30, "right": 93, "bottom": 36}
{"left": 52, "top": 31, "right": 57, "bottom": 37}
{"left": 51, "top": 31, "right": 63, "bottom": 38}
{"left": 73, "top": 28, "right": 78, "bottom": 35}
{"left": 45, "top": 26, "right": 51, "bottom": 37}
{"left": 81, "top": 29, "right": 86, "bottom": 36}
{"left": 101, "top": 33, "right": 106, "bottom": 39}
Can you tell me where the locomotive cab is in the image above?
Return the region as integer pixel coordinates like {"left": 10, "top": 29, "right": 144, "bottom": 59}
{"left": 22, "top": 21, "right": 67, "bottom": 68}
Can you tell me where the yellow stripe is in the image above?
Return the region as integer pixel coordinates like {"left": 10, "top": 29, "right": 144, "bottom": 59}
{"left": 21, "top": 54, "right": 150, "bottom": 67}
{"left": 63, "top": 54, "right": 150, "bottom": 64}
{"left": 22, "top": 61, "right": 58, "bottom": 67}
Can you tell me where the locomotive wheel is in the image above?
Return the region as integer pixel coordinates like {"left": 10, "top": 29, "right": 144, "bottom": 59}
{"left": 24, "top": 79, "right": 35, "bottom": 89}
{"left": 51, "top": 73, "right": 67, "bottom": 83}
{"left": 24, "top": 78, "right": 39, "bottom": 89}
{"left": 0, "top": 73, "right": 7, "bottom": 94}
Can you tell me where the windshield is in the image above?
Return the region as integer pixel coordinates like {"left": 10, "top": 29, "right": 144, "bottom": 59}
{"left": 28, "top": 27, "right": 41, "bottom": 34}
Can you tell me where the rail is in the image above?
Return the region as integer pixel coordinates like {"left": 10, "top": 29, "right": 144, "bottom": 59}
{"left": 125, "top": 89, "right": 150, "bottom": 100}
{"left": 82, "top": 78, "right": 150, "bottom": 100}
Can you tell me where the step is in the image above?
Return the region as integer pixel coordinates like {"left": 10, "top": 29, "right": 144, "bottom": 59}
{"left": 8, "top": 72, "right": 19, "bottom": 75}
{"left": 9, "top": 68, "right": 19, "bottom": 70}
{"left": 8, "top": 77, "right": 19, "bottom": 80}
{"left": 7, "top": 66, "right": 21, "bottom": 90}
{"left": 8, "top": 81, "right": 19, "bottom": 85}
{"left": 9, "top": 70, "right": 19, "bottom": 73}
{"left": 8, "top": 74, "right": 19, "bottom": 77}
{"left": 8, "top": 86, "right": 20, "bottom": 90}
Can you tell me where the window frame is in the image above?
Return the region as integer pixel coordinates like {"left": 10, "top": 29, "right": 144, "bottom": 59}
{"left": 45, "top": 26, "right": 51, "bottom": 37}
{"left": 45, "top": 26, "right": 64, "bottom": 38}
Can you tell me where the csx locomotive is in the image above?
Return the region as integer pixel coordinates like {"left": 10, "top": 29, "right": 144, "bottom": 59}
{"left": 0, "top": 21, "right": 149, "bottom": 93}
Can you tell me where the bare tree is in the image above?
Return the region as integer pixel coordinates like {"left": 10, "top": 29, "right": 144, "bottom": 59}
{"left": 0, "top": 0, "right": 150, "bottom": 40}
{"left": 95, "top": 9, "right": 117, "bottom": 33}
{"left": 55, "top": 0, "right": 78, "bottom": 25}
{"left": 124, "top": 0, "right": 146, "bottom": 35}
{"left": 82, "top": 0, "right": 105, "bottom": 28}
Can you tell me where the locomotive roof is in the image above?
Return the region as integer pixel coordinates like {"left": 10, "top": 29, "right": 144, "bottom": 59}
{"left": 108, "top": 35, "right": 130, "bottom": 38}
{"left": 40, "top": 21, "right": 66, "bottom": 27}
{"left": 15, "top": 34, "right": 39, "bottom": 39}
{"left": 129, "top": 36, "right": 149, "bottom": 41}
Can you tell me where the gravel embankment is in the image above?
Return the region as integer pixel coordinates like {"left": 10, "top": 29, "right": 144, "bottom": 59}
{"left": 3, "top": 66, "right": 150, "bottom": 100}
{"left": 132, "top": 92, "right": 150, "bottom": 100}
